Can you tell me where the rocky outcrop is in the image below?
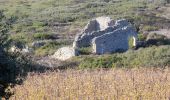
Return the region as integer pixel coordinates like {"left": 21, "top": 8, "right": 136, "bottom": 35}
{"left": 51, "top": 47, "right": 78, "bottom": 61}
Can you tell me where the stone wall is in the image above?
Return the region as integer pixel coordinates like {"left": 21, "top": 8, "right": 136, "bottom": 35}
{"left": 73, "top": 27, "right": 115, "bottom": 48}
{"left": 73, "top": 16, "right": 116, "bottom": 48}
{"left": 73, "top": 17, "right": 137, "bottom": 49}
{"left": 92, "top": 26, "right": 137, "bottom": 54}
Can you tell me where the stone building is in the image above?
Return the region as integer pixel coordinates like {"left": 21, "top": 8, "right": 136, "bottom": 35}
{"left": 53, "top": 16, "right": 138, "bottom": 60}
{"left": 73, "top": 16, "right": 138, "bottom": 54}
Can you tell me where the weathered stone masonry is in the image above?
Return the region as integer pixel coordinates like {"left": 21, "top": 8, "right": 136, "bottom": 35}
{"left": 92, "top": 26, "right": 137, "bottom": 54}
{"left": 73, "top": 16, "right": 138, "bottom": 54}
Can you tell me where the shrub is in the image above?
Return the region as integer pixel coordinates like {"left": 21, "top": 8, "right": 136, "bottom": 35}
{"left": 79, "top": 47, "right": 92, "bottom": 55}
{"left": 33, "top": 33, "right": 53, "bottom": 40}
{"left": 79, "top": 55, "right": 124, "bottom": 69}
{"left": 34, "top": 40, "right": 70, "bottom": 56}
{"left": 9, "top": 32, "right": 35, "bottom": 48}
{"left": 0, "top": 11, "right": 34, "bottom": 99}
{"left": 138, "top": 33, "right": 147, "bottom": 41}
{"left": 142, "top": 25, "right": 159, "bottom": 31}
{"left": 78, "top": 46, "right": 170, "bottom": 69}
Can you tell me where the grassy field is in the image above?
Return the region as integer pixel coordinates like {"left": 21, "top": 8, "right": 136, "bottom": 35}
{"left": 11, "top": 68, "right": 170, "bottom": 100}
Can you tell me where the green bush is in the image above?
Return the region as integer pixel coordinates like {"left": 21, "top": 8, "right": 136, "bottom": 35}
{"left": 34, "top": 40, "right": 70, "bottom": 56}
{"left": 79, "top": 55, "right": 124, "bottom": 69}
{"left": 79, "top": 47, "right": 92, "bottom": 55}
{"left": 142, "top": 25, "right": 159, "bottom": 31}
{"left": 138, "top": 33, "right": 146, "bottom": 41}
{"left": 9, "top": 33, "right": 35, "bottom": 47}
{"left": 78, "top": 46, "right": 170, "bottom": 69}
{"left": 33, "top": 33, "right": 53, "bottom": 40}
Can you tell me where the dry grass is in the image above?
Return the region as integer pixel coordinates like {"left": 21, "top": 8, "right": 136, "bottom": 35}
{"left": 11, "top": 68, "right": 170, "bottom": 100}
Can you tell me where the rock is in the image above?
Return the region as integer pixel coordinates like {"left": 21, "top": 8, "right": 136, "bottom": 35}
{"left": 73, "top": 16, "right": 138, "bottom": 54}
{"left": 10, "top": 45, "right": 33, "bottom": 54}
{"left": 146, "top": 32, "right": 167, "bottom": 40}
{"left": 136, "top": 41, "right": 147, "bottom": 48}
{"left": 148, "top": 29, "right": 170, "bottom": 39}
{"left": 10, "top": 46, "right": 20, "bottom": 52}
{"left": 52, "top": 47, "right": 78, "bottom": 61}
{"left": 21, "top": 46, "right": 33, "bottom": 54}
{"left": 32, "top": 41, "right": 46, "bottom": 48}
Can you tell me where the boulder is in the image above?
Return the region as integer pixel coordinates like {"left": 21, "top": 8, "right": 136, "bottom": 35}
{"left": 32, "top": 41, "right": 46, "bottom": 48}
{"left": 10, "top": 45, "right": 33, "bottom": 54}
{"left": 10, "top": 46, "right": 20, "bottom": 52}
{"left": 52, "top": 47, "right": 78, "bottom": 61}
{"left": 21, "top": 46, "right": 33, "bottom": 54}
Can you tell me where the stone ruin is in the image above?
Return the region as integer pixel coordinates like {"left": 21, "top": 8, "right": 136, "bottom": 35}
{"left": 73, "top": 16, "right": 138, "bottom": 54}
{"left": 73, "top": 17, "right": 115, "bottom": 48}
{"left": 53, "top": 16, "right": 138, "bottom": 60}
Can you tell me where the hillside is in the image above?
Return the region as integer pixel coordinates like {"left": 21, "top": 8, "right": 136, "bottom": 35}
{"left": 0, "top": 0, "right": 170, "bottom": 99}
{"left": 0, "top": 0, "right": 169, "bottom": 56}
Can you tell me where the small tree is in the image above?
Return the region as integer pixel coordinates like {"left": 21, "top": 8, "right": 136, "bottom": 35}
{"left": 0, "top": 10, "right": 19, "bottom": 99}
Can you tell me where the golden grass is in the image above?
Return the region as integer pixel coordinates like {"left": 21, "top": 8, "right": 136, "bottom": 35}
{"left": 11, "top": 68, "right": 170, "bottom": 100}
